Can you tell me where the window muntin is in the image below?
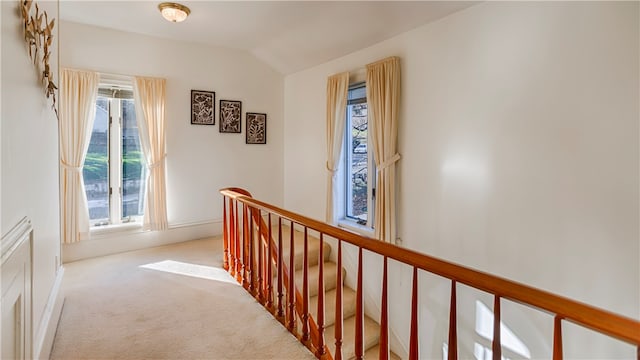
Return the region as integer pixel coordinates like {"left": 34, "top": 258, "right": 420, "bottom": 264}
{"left": 344, "top": 83, "right": 375, "bottom": 228}
{"left": 84, "top": 88, "right": 144, "bottom": 226}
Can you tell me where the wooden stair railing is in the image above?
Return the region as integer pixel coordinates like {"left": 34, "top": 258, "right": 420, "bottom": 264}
{"left": 222, "top": 188, "right": 332, "bottom": 358}
{"left": 221, "top": 188, "right": 640, "bottom": 360}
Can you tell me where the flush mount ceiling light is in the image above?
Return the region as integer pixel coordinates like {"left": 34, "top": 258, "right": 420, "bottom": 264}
{"left": 158, "top": 2, "right": 191, "bottom": 23}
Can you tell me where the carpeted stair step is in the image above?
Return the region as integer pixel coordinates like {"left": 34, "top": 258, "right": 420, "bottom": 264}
{"left": 267, "top": 225, "right": 331, "bottom": 270}
{"left": 325, "top": 315, "right": 380, "bottom": 360}
{"left": 274, "top": 261, "right": 345, "bottom": 336}
{"left": 308, "top": 285, "right": 357, "bottom": 328}
{"left": 268, "top": 261, "right": 340, "bottom": 299}
{"left": 258, "top": 224, "right": 396, "bottom": 358}
{"left": 294, "top": 261, "right": 344, "bottom": 297}
{"left": 364, "top": 345, "right": 401, "bottom": 360}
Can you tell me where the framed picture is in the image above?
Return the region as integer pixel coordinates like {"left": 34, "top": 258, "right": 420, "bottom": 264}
{"left": 219, "top": 100, "right": 242, "bottom": 133}
{"left": 191, "top": 90, "right": 215, "bottom": 125}
{"left": 246, "top": 113, "right": 267, "bottom": 144}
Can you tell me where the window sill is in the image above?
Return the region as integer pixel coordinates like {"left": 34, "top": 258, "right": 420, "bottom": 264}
{"left": 337, "top": 219, "right": 375, "bottom": 239}
{"left": 90, "top": 222, "right": 143, "bottom": 235}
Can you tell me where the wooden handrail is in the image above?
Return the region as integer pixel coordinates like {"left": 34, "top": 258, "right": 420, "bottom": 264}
{"left": 221, "top": 188, "right": 331, "bottom": 358}
{"left": 220, "top": 188, "right": 640, "bottom": 348}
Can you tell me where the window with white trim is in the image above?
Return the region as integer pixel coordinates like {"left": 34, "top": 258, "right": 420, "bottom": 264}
{"left": 83, "top": 84, "right": 145, "bottom": 226}
{"left": 342, "top": 83, "right": 375, "bottom": 228}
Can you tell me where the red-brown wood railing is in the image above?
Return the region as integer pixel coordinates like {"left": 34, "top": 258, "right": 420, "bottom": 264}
{"left": 221, "top": 188, "right": 640, "bottom": 360}
{"left": 222, "top": 188, "right": 330, "bottom": 358}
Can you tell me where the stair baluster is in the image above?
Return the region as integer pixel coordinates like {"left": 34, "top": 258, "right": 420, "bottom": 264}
{"left": 223, "top": 197, "right": 229, "bottom": 271}
{"left": 448, "top": 280, "right": 457, "bottom": 360}
{"left": 409, "top": 266, "right": 418, "bottom": 360}
{"left": 245, "top": 208, "right": 256, "bottom": 296}
{"left": 316, "top": 233, "right": 327, "bottom": 358}
{"left": 355, "top": 247, "right": 364, "bottom": 360}
{"left": 379, "top": 256, "right": 389, "bottom": 360}
{"left": 235, "top": 200, "right": 242, "bottom": 282}
{"left": 277, "top": 217, "right": 285, "bottom": 319}
{"left": 266, "top": 213, "right": 273, "bottom": 309}
{"left": 228, "top": 198, "right": 236, "bottom": 277}
{"left": 492, "top": 296, "right": 502, "bottom": 360}
{"left": 257, "top": 208, "right": 264, "bottom": 302}
{"left": 288, "top": 220, "right": 296, "bottom": 331}
{"left": 335, "top": 239, "right": 343, "bottom": 360}
{"left": 553, "top": 316, "right": 563, "bottom": 360}
{"left": 302, "top": 226, "right": 310, "bottom": 343}
{"left": 242, "top": 204, "right": 249, "bottom": 289}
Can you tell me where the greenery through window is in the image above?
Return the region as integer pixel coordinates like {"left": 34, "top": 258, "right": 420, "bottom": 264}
{"left": 83, "top": 90, "right": 145, "bottom": 226}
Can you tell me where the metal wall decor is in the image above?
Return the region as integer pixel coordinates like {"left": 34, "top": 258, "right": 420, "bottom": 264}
{"left": 21, "top": 0, "right": 58, "bottom": 118}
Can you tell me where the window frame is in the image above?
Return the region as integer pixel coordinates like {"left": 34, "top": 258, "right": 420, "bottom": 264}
{"left": 340, "top": 82, "right": 375, "bottom": 232}
{"left": 87, "top": 82, "right": 144, "bottom": 227}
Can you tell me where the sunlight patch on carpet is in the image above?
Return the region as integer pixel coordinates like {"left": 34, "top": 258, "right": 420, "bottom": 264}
{"left": 140, "top": 260, "right": 239, "bottom": 285}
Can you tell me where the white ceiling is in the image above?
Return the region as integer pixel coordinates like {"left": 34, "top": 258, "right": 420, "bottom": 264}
{"left": 60, "top": 1, "right": 477, "bottom": 74}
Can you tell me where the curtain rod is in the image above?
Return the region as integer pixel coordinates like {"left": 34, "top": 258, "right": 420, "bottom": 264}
{"left": 99, "top": 71, "right": 134, "bottom": 81}
{"left": 62, "top": 67, "right": 161, "bottom": 81}
{"left": 61, "top": 67, "right": 133, "bottom": 79}
{"left": 98, "top": 71, "right": 166, "bottom": 82}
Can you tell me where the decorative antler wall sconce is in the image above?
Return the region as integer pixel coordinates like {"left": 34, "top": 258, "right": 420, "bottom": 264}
{"left": 20, "top": 0, "right": 58, "bottom": 118}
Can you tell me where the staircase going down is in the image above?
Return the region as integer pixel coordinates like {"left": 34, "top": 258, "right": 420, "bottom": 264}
{"left": 221, "top": 187, "right": 640, "bottom": 360}
{"left": 273, "top": 225, "right": 399, "bottom": 359}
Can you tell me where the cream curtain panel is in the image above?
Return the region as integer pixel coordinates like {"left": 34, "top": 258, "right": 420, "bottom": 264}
{"left": 367, "top": 57, "right": 401, "bottom": 243}
{"left": 59, "top": 69, "right": 100, "bottom": 244}
{"left": 325, "top": 72, "right": 350, "bottom": 223}
{"left": 133, "top": 77, "right": 169, "bottom": 231}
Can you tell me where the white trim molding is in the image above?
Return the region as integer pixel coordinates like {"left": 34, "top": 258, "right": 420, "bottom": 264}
{"left": 34, "top": 267, "right": 64, "bottom": 360}
{"left": 1, "top": 217, "right": 33, "bottom": 359}
{"left": 1, "top": 217, "right": 32, "bottom": 263}
{"left": 1, "top": 217, "right": 64, "bottom": 359}
{"left": 63, "top": 218, "right": 222, "bottom": 263}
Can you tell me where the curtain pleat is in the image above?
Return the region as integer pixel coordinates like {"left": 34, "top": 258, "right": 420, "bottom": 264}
{"left": 133, "top": 77, "right": 169, "bottom": 231}
{"left": 325, "top": 72, "right": 350, "bottom": 224}
{"left": 59, "top": 69, "right": 100, "bottom": 244}
{"left": 367, "top": 57, "right": 401, "bottom": 243}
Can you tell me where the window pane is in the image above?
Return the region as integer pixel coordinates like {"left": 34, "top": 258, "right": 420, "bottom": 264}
{"left": 347, "top": 102, "right": 368, "bottom": 222}
{"left": 348, "top": 86, "right": 366, "bottom": 103}
{"left": 83, "top": 97, "right": 110, "bottom": 221}
{"left": 121, "top": 99, "right": 145, "bottom": 219}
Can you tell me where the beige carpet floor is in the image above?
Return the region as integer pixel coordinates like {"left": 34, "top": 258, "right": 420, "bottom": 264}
{"left": 50, "top": 237, "right": 316, "bottom": 360}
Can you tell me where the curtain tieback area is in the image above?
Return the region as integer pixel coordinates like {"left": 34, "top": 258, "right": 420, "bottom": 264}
{"left": 377, "top": 153, "right": 401, "bottom": 172}
{"left": 148, "top": 154, "right": 167, "bottom": 170}
{"left": 60, "top": 160, "right": 82, "bottom": 172}
{"left": 326, "top": 161, "right": 338, "bottom": 173}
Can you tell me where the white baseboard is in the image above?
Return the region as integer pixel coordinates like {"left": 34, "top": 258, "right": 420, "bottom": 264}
{"left": 62, "top": 219, "right": 222, "bottom": 263}
{"left": 34, "top": 266, "right": 65, "bottom": 360}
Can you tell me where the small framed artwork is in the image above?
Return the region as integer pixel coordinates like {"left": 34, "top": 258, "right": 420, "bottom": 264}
{"left": 191, "top": 90, "right": 215, "bottom": 125}
{"left": 219, "top": 100, "right": 242, "bottom": 133}
{"left": 246, "top": 112, "right": 267, "bottom": 144}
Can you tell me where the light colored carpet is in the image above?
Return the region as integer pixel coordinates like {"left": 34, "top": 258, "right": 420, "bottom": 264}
{"left": 50, "top": 237, "right": 316, "bottom": 360}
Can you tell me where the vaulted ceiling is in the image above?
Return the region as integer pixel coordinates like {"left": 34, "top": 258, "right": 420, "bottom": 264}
{"left": 60, "top": 1, "right": 477, "bottom": 74}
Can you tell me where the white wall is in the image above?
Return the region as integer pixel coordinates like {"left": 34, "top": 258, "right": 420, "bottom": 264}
{"left": 284, "top": 2, "right": 638, "bottom": 358}
{"left": 1, "top": 0, "right": 63, "bottom": 357}
{"left": 60, "top": 21, "right": 284, "bottom": 261}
